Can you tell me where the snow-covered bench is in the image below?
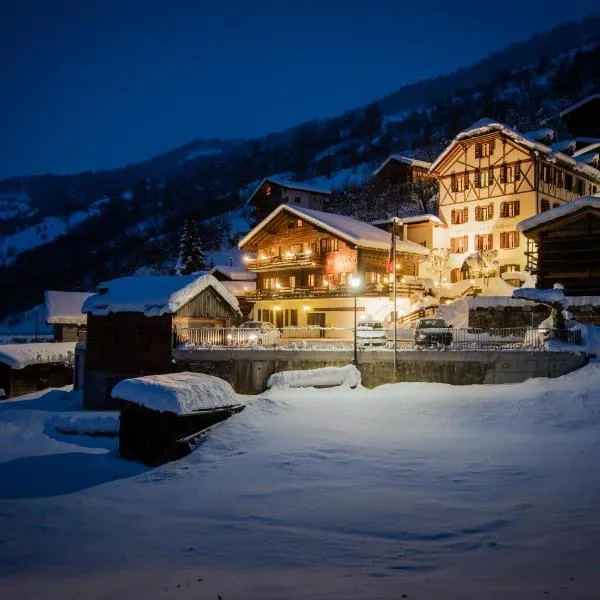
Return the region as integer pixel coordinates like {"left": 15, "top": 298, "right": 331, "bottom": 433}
{"left": 112, "top": 372, "right": 244, "bottom": 465}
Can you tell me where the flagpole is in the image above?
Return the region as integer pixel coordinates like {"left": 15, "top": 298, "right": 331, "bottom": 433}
{"left": 393, "top": 218, "right": 397, "bottom": 375}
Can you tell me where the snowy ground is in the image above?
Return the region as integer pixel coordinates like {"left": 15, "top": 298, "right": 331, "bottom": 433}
{"left": 1, "top": 367, "right": 600, "bottom": 599}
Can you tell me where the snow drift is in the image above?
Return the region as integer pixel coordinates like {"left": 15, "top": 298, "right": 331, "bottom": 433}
{"left": 267, "top": 364, "right": 361, "bottom": 389}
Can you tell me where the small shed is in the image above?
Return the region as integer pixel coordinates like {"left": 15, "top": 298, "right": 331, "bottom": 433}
{"left": 0, "top": 342, "right": 76, "bottom": 399}
{"left": 518, "top": 195, "right": 600, "bottom": 296}
{"left": 45, "top": 290, "right": 93, "bottom": 342}
{"left": 209, "top": 265, "right": 256, "bottom": 319}
{"left": 82, "top": 274, "right": 241, "bottom": 409}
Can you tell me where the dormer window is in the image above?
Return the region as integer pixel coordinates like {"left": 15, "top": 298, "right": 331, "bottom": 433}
{"left": 265, "top": 184, "right": 272, "bottom": 197}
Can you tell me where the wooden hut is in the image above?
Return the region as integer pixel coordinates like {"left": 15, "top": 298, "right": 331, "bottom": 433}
{"left": 45, "top": 290, "right": 93, "bottom": 342}
{"left": 82, "top": 274, "right": 241, "bottom": 409}
{"left": 0, "top": 343, "right": 75, "bottom": 399}
{"left": 518, "top": 195, "right": 600, "bottom": 296}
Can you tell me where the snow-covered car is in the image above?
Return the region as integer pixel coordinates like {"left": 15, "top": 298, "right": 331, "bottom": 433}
{"left": 235, "top": 321, "right": 280, "bottom": 346}
{"left": 413, "top": 318, "right": 453, "bottom": 347}
{"left": 356, "top": 320, "right": 388, "bottom": 347}
{"left": 386, "top": 321, "right": 418, "bottom": 343}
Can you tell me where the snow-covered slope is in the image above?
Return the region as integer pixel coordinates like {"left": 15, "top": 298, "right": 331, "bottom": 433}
{"left": 0, "top": 193, "right": 36, "bottom": 220}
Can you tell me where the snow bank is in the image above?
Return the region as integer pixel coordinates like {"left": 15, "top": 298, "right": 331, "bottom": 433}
{"left": 513, "top": 287, "right": 568, "bottom": 308}
{"left": 267, "top": 364, "right": 361, "bottom": 390}
{"left": 0, "top": 342, "right": 76, "bottom": 369}
{"left": 50, "top": 412, "right": 119, "bottom": 436}
{"left": 111, "top": 372, "right": 239, "bottom": 415}
{"left": 83, "top": 274, "right": 240, "bottom": 317}
{"left": 45, "top": 291, "right": 93, "bottom": 325}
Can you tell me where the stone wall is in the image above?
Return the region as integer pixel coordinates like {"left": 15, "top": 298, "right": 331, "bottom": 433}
{"left": 172, "top": 349, "right": 588, "bottom": 395}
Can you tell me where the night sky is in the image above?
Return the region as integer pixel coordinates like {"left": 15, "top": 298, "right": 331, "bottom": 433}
{"left": 1, "top": 0, "right": 597, "bottom": 178}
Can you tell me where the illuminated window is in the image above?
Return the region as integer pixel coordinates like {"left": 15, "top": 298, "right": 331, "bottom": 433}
{"left": 475, "top": 234, "right": 493, "bottom": 251}
{"left": 500, "top": 165, "right": 514, "bottom": 183}
{"left": 265, "top": 184, "right": 272, "bottom": 197}
{"left": 500, "top": 264, "right": 520, "bottom": 274}
{"left": 451, "top": 208, "right": 468, "bottom": 224}
{"left": 450, "top": 236, "right": 468, "bottom": 253}
{"left": 500, "top": 201, "right": 520, "bottom": 218}
{"left": 475, "top": 140, "right": 494, "bottom": 158}
{"left": 475, "top": 203, "right": 494, "bottom": 221}
{"left": 500, "top": 231, "right": 519, "bottom": 249}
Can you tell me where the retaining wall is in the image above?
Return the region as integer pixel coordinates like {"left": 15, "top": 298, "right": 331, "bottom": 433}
{"left": 172, "top": 349, "right": 588, "bottom": 394}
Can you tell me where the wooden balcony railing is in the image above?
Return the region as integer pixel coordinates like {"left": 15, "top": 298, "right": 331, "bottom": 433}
{"left": 245, "top": 253, "right": 325, "bottom": 271}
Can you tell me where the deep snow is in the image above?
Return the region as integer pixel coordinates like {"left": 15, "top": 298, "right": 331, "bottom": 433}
{"left": 1, "top": 367, "right": 600, "bottom": 599}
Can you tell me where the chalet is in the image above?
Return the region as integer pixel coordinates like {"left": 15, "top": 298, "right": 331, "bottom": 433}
{"left": 238, "top": 204, "right": 429, "bottom": 327}
{"left": 208, "top": 265, "right": 256, "bottom": 319}
{"left": 82, "top": 274, "right": 241, "bottom": 409}
{"left": 373, "top": 155, "right": 432, "bottom": 185}
{"left": 518, "top": 195, "right": 600, "bottom": 296}
{"left": 370, "top": 214, "right": 447, "bottom": 250}
{"left": 560, "top": 94, "right": 600, "bottom": 138}
{"left": 430, "top": 118, "right": 600, "bottom": 283}
{"left": 246, "top": 176, "right": 332, "bottom": 223}
{"left": 45, "top": 290, "right": 93, "bottom": 342}
{"left": 0, "top": 343, "right": 75, "bottom": 399}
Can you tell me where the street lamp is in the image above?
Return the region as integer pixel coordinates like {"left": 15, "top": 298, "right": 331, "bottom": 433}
{"left": 350, "top": 276, "right": 361, "bottom": 365}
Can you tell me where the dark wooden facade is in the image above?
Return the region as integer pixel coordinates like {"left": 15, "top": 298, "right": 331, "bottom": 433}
{"left": 523, "top": 205, "right": 600, "bottom": 296}
{"left": 83, "top": 288, "right": 240, "bottom": 409}
{"left": 53, "top": 324, "right": 86, "bottom": 343}
{"left": 0, "top": 362, "right": 74, "bottom": 399}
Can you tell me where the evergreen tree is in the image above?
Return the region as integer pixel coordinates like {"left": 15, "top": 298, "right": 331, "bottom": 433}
{"left": 177, "top": 216, "right": 206, "bottom": 275}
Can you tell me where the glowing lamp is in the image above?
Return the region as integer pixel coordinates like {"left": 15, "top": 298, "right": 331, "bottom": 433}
{"left": 350, "top": 277, "right": 361, "bottom": 289}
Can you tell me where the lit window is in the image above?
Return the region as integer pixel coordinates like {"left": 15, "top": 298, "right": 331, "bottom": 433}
{"left": 500, "top": 232, "right": 520, "bottom": 249}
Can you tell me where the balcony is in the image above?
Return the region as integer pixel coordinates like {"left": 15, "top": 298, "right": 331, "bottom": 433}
{"left": 245, "top": 252, "right": 324, "bottom": 271}
{"left": 245, "top": 281, "right": 424, "bottom": 301}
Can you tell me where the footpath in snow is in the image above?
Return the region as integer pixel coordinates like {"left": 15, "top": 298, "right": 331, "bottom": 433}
{"left": 1, "top": 366, "right": 600, "bottom": 599}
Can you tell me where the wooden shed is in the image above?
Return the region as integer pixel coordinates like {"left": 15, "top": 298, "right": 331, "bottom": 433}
{"left": 82, "top": 274, "right": 241, "bottom": 409}
{"left": 519, "top": 195, "right": 600, "bottom": 296}
{"left": 45, "top": 290, "right": 93, "bottom": 342}
{"left": 0, "top": 343, "right": 75, "bottom": 399}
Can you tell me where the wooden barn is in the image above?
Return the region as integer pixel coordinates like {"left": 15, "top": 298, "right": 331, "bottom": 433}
{"left": 0, "top": 343, "right": 75, "bottom": 399}
{"left": 209, "top": 265, "right": 256, "bottom": 319}
{"left": 45, "top": 290, "right": 93, "bottom": 342}
{"left": 519, "top": 195, "right": 600, "bottom": 296}
{"left": 82, "top": 274, "right": 241, "bottom": 409}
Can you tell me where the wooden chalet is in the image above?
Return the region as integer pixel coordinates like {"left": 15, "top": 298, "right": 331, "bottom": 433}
{"left": 246, "top": 176, "right": 332, "bottom": 223}
{"left": 0, "top": 343, "right": 75, "bottom": 399}
{"left": 82, "top": 274, "right": 241, "bottom": 409}
{"left": 373, "top": 155, "right": 432, "bottom": 184}
{"left": 430, "top": 118, "right": 600, "bottom": 283}
{"left": 518, "top": 195, "right": 600, "bottom": 296}
{"left": 238, "top": 204, "right": 429, "bottom": 328}
{"left": 45, "top": 290, "right": 93, "bottom": 342}
{"left": 560, "top": 94, "right": 600, "bottom": 139}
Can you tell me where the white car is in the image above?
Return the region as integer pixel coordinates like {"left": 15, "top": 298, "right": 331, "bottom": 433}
{"left": 356, "top": 320, "right": 388, "bottom": 347}
{"left": 235, "top": 321, "right": 280, "bottom": 346}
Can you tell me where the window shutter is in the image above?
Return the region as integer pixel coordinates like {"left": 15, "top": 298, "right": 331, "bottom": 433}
{"left": 499, "top": 165, "right": 505, "bottom": 183}
{"left": 451, "top": 209, "right": 456, "bottom": 224}
{"left": 488, "top": 234, "right": 494, "bottom": 250}
{"left": 475, "top": 170, "right": 480, "bottom": 188}
{"left": 451, "top": 174, "right": 457, "bottom": 192}
{"left": 475, "top": 206, "right": 481, "bottom": 221}
{"left": 489, "top": 203, "right": 494, "bottom": 219}
{"left": 515, "top": 201, "right": 520, "bottom": 216}
{"left": 489, "top": 139, "right": 495, "bottom": 155}
{"left": 475, "top": 143, "right": 482, "bottom": 158}
{"left": 463, "top": 208, "right": 468, "bottom": 223}
{"left": 515, "top": 161, "right": 521, "bottom": 181}
{"left": 514, "top": 233, "right": 520, "bottom": 248}
{"left": 500, "top": 202, "right": 506, "bottom": 218}
{"left": 463, "top": 236, "right": 468, "bottom": 252}
{"left": 489, "top": 168, "right": 494, "bottom": 185}
{"left": 464, "top": 172, "right": 470, "bottom": 189}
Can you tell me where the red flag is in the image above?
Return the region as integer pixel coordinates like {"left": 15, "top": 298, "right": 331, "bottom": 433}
{"left": 386, "top": 225, "right": 395, "bottom": 274}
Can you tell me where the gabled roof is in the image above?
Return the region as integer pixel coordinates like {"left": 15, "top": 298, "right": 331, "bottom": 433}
{"left": 238, "top": 204, "right": 429, "bottom": 256}
{"left": 430, "top": 118, "right": 600, "bottom": 182}
{"left": 518, "top": 195, "right": 600, "bottom": 233}
{"left": 246, "top": 176, "right": 332, "bottom": 206}
{"left": 209, "top": 265, "right": 256, "bottom": 281}
{"left": 373, "top": 154, "right": 432, "bottom": 177}
{"left": 560, "top": 94, "right": 600, "bottom": 117}
{"left": 45, "top": 290, "right": 93, "bottom": 325}
{"left": 369, "top": 214, "right": 445, "bottom": 226}
{"left": 82, "top": 274, "right": 240, "bottom": 317}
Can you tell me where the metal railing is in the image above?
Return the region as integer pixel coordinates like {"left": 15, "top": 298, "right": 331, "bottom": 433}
{"left": 176, "top": 326, "right": 583, "bottom": 351}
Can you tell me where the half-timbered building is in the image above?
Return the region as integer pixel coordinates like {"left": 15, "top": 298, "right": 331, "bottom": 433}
{"left": 518, "top": 195, "right": 600, "bottom": 296}
{"left": 82, "top": 274, "right": 241, "bottom": 409}
{"left": 238, "top": 204, "right": 429, "bottom": 327}
{"left": 430, "top": 118, "right": 600, "bottom": 282}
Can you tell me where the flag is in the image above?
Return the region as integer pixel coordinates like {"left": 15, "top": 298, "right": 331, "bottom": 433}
{"left": 386, "top": 224, "right": 395, "bottom": 274}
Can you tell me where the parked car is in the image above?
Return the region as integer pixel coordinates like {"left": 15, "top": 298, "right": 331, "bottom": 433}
{"left": 356, "top": 320, "right": 388, "bottom": 347}
{"left": 386, "top": 321, "right": 418, "bottom": 343}
{"left": 235, "top": 321, "right": 280, "bottom": 346}
{"left": 413, "top": 318, "right": 453, "bottom": 347}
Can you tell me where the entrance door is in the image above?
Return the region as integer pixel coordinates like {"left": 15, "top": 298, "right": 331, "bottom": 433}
{"left": 276, "top": 311, "right": 284, "bottom": 329}
{"left": 307, "top": 312, "right": 326, "bottom": 337}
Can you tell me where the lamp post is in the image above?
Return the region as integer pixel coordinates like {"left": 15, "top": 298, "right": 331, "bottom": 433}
{"left": 350, "top": 276, "right": 361, "bottom": 365}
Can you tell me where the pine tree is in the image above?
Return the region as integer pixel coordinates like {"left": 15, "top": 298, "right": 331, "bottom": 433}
{"left": 177, "top": 217, "right": 206, "bottom": 275}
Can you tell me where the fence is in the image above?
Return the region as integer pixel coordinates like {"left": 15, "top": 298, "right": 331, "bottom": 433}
{"left": 177, "top": 326, "right": 583, "bottom": 351}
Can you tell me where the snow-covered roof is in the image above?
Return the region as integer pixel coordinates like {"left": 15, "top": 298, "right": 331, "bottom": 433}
{"left": 82, "top": 274, "right": 240, "bottom": 317}
{"left": 111, "top": 372, "right": 239, "bottom": 415}
{"left": 373, "top": 154, "right": 432, "bottom": 177}
{"left": 513, "top": 287, "right": 568, "bottom": 308}
{"left": 551, "top": 139, "right": 576, "bottom": 154}
{"left": 430, "top": 118, "right": 600, "bottom": 182}
{"left": 559, "top": 94, "right": 600, "bottom": 117}
{"left": 573, "top": 142, "right": 600, "bottom": 158}
{"left": 45, "top": 291, "right": 93, "bottom": 325}
{"left": 574, "top": 151, "right": 599, "bottom": 167}
{"left": 0, "top": 342, "right": 76, "bottom": 369}
{"left": 246, "top": 176, "right": 332, "bottom": 205}
{"left": 209, "top": 265, "right": 256, "bottom": 281}
{"left": 370, "top": 214, "right": 445, "bottom": 226}
{"left": 518, "top": 195, "right": 600, "bottom": 233}
{"left": 523, "top": 128, "right": 554, "bottom": 144}
{"left": 238, "top": 204, "right": 430, "bottom": 256}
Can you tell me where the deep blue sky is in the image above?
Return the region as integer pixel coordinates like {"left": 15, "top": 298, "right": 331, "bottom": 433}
{"left": 1, "top": 0, "right": 598, "bottom": 178}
